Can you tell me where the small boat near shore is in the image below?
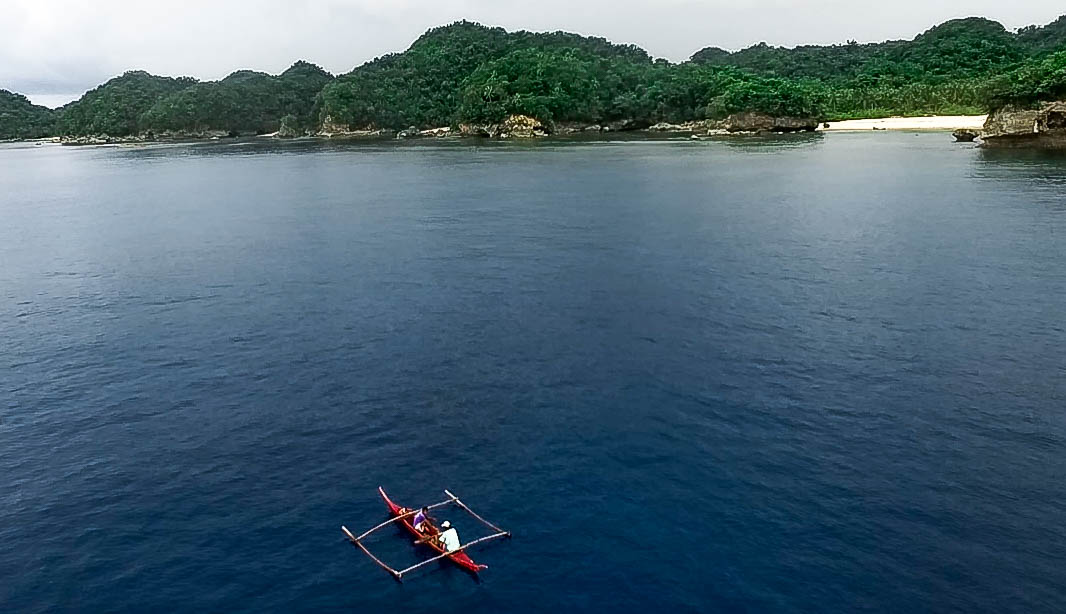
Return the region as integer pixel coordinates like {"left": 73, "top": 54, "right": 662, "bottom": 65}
{"left": 342, "top": 487, "right": 510, "bottom": 581}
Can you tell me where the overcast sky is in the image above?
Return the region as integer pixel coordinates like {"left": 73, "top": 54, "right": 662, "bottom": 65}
{"left": 3, "top": 0, "right": 1063, "bottom": 107}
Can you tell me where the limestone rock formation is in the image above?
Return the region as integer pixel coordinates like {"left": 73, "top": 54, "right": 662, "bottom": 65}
{"left": 278, "top": 115, "right": 301, "bottom": 138}
{"left": 60, "top": 133, "right": 151, "bottom": 145}
{"left": 318, "top": 115, "right": 350, "bottom": 136}
{"left": 459, "top": 115, "right": 549, "bottom": 138}
{"left": 458, "top": 123, "right": 495, "bottom": 137}
{"left": 501, "top": 114, "right": 549, "bottom": 138}
{"left": 719, "top": 112, "right": 818, "bottom": 133}
{"left": 981, "top": 102, "right": 1066, "bottom": 148}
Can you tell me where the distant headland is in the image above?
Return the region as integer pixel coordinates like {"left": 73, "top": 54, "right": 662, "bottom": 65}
{"left": 1, "top": 16, "right": 1065, "bottom": 147}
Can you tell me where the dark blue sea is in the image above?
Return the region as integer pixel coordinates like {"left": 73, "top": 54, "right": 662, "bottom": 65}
{"left": 2, "top": 134, "right": 1065, "bottom": 613}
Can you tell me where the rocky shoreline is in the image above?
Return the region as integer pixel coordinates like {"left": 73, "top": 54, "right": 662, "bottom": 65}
{"left": 979, "top": 101, "right": 1066, "bottom": 149}
{"left": 58, "top": 115, "right": 821, "bottom": 147}
{"left": 60, "top": 129, "right": 261, "bottom": 146}
{"left": 55, "top": 105, "right": 1066, "bottom": 149}
{"left": 315, "top": 112, "right": 820, "bottom": 141}
{"left": 76, "top": 110, "right": 1066, "bottom": 147}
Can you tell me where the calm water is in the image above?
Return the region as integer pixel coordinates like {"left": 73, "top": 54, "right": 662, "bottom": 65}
{"left": 2, "top": 134, "right": 1065, "bottom": 613}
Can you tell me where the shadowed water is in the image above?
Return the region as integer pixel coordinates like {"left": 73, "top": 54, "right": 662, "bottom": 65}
{"left": 2, "top": 134, "right": 1065, "bottom": 612}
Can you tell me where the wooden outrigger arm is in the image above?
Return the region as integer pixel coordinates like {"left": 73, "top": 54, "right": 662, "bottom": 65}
{"left": 445, "top": 489, "right": 511, "bottom": 537}
{"left": 342, "top": 527, "right": 402, "bottom": 580}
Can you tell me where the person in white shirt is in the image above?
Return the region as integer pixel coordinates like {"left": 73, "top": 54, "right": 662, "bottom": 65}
{"left": 437, "top": 520, "right": 461, "bottom": 552}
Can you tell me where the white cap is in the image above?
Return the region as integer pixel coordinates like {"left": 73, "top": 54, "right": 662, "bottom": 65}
{"left": 441, "top": 521, "right": 451, "bottom": 529}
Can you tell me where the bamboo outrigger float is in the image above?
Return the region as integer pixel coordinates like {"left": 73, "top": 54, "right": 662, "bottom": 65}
{"left": 342, "top": 487, "right": 511, "bottom": 581}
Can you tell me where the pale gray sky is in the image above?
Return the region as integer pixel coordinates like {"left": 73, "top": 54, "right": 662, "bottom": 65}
{"left": 3, "top": 0, "right": 1063, "bottom": 107}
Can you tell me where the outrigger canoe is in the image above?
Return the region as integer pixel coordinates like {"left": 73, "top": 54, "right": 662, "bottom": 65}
{"left": 342, "top": 487, "right": 510, "bottom": 581}
{"left": 378, "top": 486, "right": 486, "bottom": 573}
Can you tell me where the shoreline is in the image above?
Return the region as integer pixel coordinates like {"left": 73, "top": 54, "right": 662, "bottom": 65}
{"left": 23, "top": 114, "right": 994, "bottom": 148}
{"left": 819, "top": 115, "right": 986, "bottom": 132}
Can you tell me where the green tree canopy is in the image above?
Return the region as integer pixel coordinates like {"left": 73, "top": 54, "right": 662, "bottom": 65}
{"left": 56, "top": 71, "right": 196, "bottom": 136}
{"left": 319, "top": 20, "right": 658, "bottom": 129}
{"left": 0, "top": 90, "right": 55, "bottom": 139}
{"left": 1017, "top": 16, "right": 1066, "bottom": 53}
{"left": 141, "top": 62, "right": 333, "bottom": 134}
{"left": 985, "top": 51, "right": 1066, "bottom": 109}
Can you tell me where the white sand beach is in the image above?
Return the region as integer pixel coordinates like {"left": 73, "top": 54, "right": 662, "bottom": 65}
{"left": 819, "top": 115, "right": 987, "bottom": 132}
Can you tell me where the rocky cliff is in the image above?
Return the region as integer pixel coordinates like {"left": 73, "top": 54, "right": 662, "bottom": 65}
{"left": 980, "top": 102, "right": 1066, "bottom": 148}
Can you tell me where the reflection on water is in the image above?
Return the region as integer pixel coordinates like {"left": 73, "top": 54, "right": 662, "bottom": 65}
{"left": 976, "top": 147, "right": 1066, "bottom": 179}
{"left": 711, "top": 131, "right": 825, "bottom": 151}
{"left": 974, "top": 148, "right": 1066, "bottom": 212}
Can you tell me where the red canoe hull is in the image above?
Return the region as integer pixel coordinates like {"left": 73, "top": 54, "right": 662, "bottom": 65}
{"left": 378, "top": 487, "right": 486, "bottom": 574}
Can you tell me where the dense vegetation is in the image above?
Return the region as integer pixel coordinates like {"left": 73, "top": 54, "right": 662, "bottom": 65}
{"left": 1017, "top": 16, "right": 1066, "bottom": 52}
{"left": 690, "top": 18, "right": 1052, "bottom": 118}
{"left": 3, "top": 13, "right": 1065, "bottom": 139}
{"left": 986, "top": 51, "right": 1066, "bottom": 109}
{"left": 141, "top": 62, "right": 332, "bottom": 135}
{"left": 318, "top": 22, "right": 831, "bottom": 128}
{"left": 318, "top": 22, "right": 653, "bottom": 129}
{"left": 693, "top": 19, "right": 1026, "bottom": 82}
{"left": 56, "top": 71, "right": 196, "bottom": 136}
{"left": 52, "top": 63, "right": 331, "bottom": 137}
{"left": 690, "top": 16, "right": 1066, "bottom": 119}
{"left": 0, "top": 90, "right": 55, "bottom": 139}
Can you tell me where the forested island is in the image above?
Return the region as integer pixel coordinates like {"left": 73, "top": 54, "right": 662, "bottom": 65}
{"left": 1, "top": 15, "right": 1065, "bottom": 144}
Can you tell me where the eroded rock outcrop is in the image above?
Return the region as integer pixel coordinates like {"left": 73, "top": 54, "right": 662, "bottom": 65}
{"left": 459, "top": 115, "right": 549, "bottom": 138}
{"left": 317, "top": 115, "right": 349, "bottom": 135}
{"left": 278, "top": 115, "right": 301, "bottom": 138}
{"left": 458, "top": 123, "right": 494, "bottom": 137}
{"left": 317, "top": 115, "right": 389, "bottom": 138}
{"left": 720, "top": 112, "right": 819, "bottom": 133}
{"left": 648, "top": 120, "right": 717, "bottom": 133}
{"left": 61, "top": 133, "right": 153, "bottom": 146}
{"left": 501, "top": 114, "right": 549, "bottom": 138}
{"left": 61, "top": 134, "right": 118, "bottom": 146}
{"left": 980, "top": 102, "right": 1066, "bottom": 148}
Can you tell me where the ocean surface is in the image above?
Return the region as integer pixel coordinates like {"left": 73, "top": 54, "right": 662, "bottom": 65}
{"left": 2, "top": 134, "right": 1065, "bottom": 613}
